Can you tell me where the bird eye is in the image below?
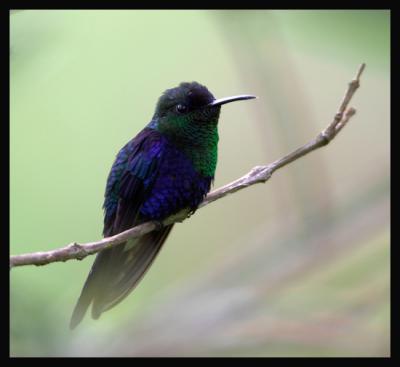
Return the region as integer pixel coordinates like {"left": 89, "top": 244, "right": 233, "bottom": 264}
{"left": 176, "top": 104, "right": 187, "bottom": 114}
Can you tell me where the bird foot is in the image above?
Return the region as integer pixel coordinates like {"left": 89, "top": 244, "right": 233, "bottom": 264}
{"left": 153, "top": 220, "right": 164, "bottom": 231}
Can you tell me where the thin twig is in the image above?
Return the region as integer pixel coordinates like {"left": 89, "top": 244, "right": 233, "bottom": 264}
{"left": 10, "top": 63, "right": 366, "bottom": 269}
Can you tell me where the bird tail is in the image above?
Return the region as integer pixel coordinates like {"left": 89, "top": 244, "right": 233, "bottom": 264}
{"left": 70, "top": 224, "right": 174, "bottom": 329}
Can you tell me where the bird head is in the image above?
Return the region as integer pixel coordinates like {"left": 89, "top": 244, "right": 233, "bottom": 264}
{"left": 151, "top": 82, "right": 256, "bottom": 143}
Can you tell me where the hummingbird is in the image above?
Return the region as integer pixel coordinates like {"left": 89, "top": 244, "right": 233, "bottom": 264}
{"left": 70, "top": 82, "right": 256, "bottom": 329}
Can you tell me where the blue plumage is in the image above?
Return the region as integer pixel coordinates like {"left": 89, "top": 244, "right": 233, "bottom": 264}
{"left": 70, "top": 82, "right": 256, "bottom": 328}
{"left": 70, "top": 126, "right": 213, "bottom": 328}
{"left": 139, "top": 131, "right": 212, "bottom": 219}
{"left": 103, "top": 127, "right": 212, "bottom": 227}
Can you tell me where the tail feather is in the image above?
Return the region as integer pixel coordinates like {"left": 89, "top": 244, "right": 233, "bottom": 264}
{"left": 70, "top": 225, "right": 173, "bottom": 329}
{"left": 69, "top": 246, "right": 112, "bottom": 329}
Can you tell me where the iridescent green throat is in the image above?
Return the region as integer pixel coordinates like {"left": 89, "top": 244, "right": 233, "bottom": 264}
{"left": 156, "top": 116, "right": 219, "bottom": 178}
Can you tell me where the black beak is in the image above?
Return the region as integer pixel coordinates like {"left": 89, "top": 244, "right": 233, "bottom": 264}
{"left": 208, "top": 94, "right": 257, "bottom": 107}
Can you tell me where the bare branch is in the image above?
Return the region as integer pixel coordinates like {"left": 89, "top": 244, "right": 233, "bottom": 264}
{"left": 10, "top": 63, "right": 366, "bottom": 269}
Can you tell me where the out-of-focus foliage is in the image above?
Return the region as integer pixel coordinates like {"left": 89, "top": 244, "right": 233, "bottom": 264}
{"left": 10, "top": 10, "right": 390, "bottom": 357}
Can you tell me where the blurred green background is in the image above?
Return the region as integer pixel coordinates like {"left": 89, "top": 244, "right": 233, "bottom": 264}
{"left": 10, "top": 10, "right": 390, "bottom": 357}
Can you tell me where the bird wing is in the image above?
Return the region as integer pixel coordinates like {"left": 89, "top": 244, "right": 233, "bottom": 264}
{"left": 70, "top": 128, "right": 173, "bottom": 329}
